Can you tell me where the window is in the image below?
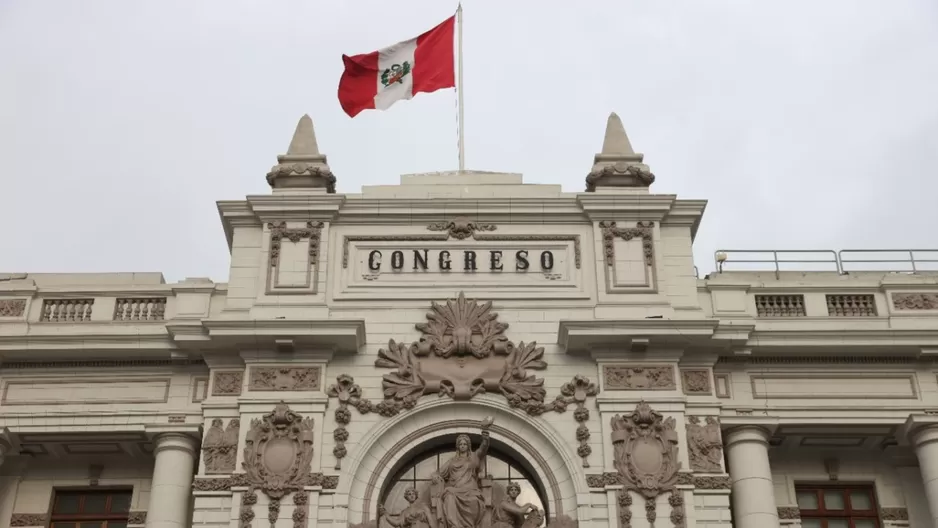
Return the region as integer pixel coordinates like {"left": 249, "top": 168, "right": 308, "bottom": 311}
{"left": 381, "top": 442, "right": 547, "bottom": 526}
{"left": 51, "top": 490, "right": 132, "bottom": 528}
{"left": 796, "top": 485, "right": 879, "bottom": 528}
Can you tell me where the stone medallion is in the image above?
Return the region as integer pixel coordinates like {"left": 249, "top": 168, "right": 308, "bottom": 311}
{"left": 242, "top": 401, "right": 315, "bottom": 499}
{"left": 610, "top": 401, "right": 681, "bottom": 499}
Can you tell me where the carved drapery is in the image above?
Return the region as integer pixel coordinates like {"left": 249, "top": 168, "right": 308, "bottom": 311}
{"left": 241, "top": 401, "right": 315, "bottom": 499}
{"left": 611, "top": 401, "right": 681, "bottom": 499}
{"left": 685, "top": 416, "right": 722, "bottom": 473}
{"left": 203, "top": 418, "right": 240, "bottom": 473}
{"left": 599, "top": 221, "right": 654, "bottom": 266}
{"left": 374, "top": 292, "right": 549, "bottom": 416}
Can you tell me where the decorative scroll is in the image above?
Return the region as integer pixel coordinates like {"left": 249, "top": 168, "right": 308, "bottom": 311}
{"left": 600, "top": 221, "right": 654, "bottom": 266}
{"left": 611, "top": 401, "right": 681, "bottom": 499}
{"left": 617, "top": 491, "right": 633, "bottom": 528}
{"left": 203, "top": 418, "right": 240, "bottom": 473}
{"left": 427, "top": 217, "right": 496, "bottom": 239}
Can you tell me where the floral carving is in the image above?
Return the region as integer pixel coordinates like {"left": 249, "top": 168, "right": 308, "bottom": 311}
{"left": 644, "top": 498, "right": 656, "bottom": 525}
{"left": 586, "top": 164, "right": 655, "bottom": 192}
{"left": 604, "top": 365, "right": 675, "bottom": 390}
{"left": 240, "top": 489, "right": 257, "bottom": 528}
{"left": 692, "top": 476, "right": 731, "bottom": 490}
{"left": 203, "top": 418, "right": 240, "bottom": 473}
{"left": 10, "top": 514, "right": 47, "bottom": 527}
{"left": 426, "top": 217, "right": 496, "bottom": 240}
{"left": 374, "top": 292, "right": 549, "bottom": 415}
{"left": 293, "top": 492, "right": 309, "bottom": 528}
{"left": 880, "top": 507, "right": 909, "bottom": 521}
{"left": 267, "top": 221, "right": 325, "bottom": 267}
{"left": 893, "top": 293, "right": 938, "bottom": 310}
{"left": 0, "top": 299, "right": 26, "bottom": 317}
{"left": 213, "top": 371, "right": 244, "bottom": 396}
{"left": 599, "top": 221, "right": 654, "bottom": 266}
{"left": 128, "top": 512, "right": 147, "bottom": 525}
{"left": 242, "top": 401, "right": 315, "bottom": 499}
{"left": 669, "top": 492, "right": 685, "bottom": 528}
{"left": 617, "top": 490, "right": 633, "bottom": 528}
{"left": 611, "top": 401, "right": 681, "bottom": 499}
{"left": 249, "top": 367, "right": 320, "bottom": 392}
{"left": 680, "top": 369, "right": 711, "bottom": 395}
{"left": 326, "top": 374, "right": 378, "bottom": 469}
{"left": 586, "top": 472, "right": 620, "bottom": 488}
{"left": 777, "top": 507, "right": 800, "bottom": 520}
{"left": 266, "top": 163, "right": 336, "bottom": 193}
{"left": 685, "top": 417, "right": 723, "bottom": 473}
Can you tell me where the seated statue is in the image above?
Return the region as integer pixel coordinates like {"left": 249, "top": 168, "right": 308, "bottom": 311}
{"left": 492, "top": 482, "right": 538, "bottom": 528}
{"left": 379, "top": 488, "right": 437, "bottom": 528}
{"left": 430, "top": 418, "right": 494, "bottom": 528}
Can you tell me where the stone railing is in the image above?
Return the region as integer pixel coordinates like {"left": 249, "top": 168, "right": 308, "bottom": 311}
{"left": 40, "top": 299, "right": 95, "bottom": 322}
{"left": 826, "top": 294, "right": 877, "bottom": 317}
{"left": 113, "top": 297, "right": 167, "bottom": 321}
{"left": 755, "top": 295, "right": 806, "bottom": 317}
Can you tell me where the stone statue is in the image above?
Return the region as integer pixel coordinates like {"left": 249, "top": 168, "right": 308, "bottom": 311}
{"left": 492, "top": 482, "right": 538, "bottom": 528}
{"left": 379, "top": 488, "right": 438, "bottom": 528}
{"left": 430, "top": 417, "right": 494, "bottom": 528}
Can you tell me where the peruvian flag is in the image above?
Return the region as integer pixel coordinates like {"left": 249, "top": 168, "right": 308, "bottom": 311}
{"left": 338, "top": 15, "right": 455, "bottom": 118}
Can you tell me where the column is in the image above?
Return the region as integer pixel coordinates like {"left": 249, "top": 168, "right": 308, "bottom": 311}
{"left": 146, "top": 433, "right": 199, "bottom": 528}
{"left": 912, "top": 425, "right": 938, "bottom": 527}
{"left": 0, "top": 440, "right": 17, "bottom": 528}
{"left": 725, "top": 426, "right": 779, "bottom": 528}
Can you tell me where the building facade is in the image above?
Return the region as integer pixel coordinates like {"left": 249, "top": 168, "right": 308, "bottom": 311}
{"left": 1, "top": 113, "right": 937, "bottom": 528}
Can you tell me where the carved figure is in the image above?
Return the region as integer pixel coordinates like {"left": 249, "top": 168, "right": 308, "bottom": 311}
{"left": 611, "top": 401, "right": 680, "bottom": 499}
{"left": 379, "top": 488, "right": 438, "bottom": 528}
{"left": 203, "top": 418, "right": 240, "bottom": 473}
{"left": 492, "top": 482, "right": 537, "bottom": 528}
{"left": 520, "top": 509, "right": 543, "bottom": 528}
{"left": 685, "top": 417, "right": 722, "bottom": 473}
{"left": 430, "top": 418, "right": 494, "bottom": 528}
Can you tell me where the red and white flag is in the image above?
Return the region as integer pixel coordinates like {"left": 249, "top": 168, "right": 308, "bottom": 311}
{"left": 338, "top": 16, "right": 455, "bottom": 118}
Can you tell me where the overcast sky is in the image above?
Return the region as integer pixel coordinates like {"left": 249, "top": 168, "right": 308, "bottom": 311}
{"left": 2, "top": 0, "right": 937, "bottom": 282}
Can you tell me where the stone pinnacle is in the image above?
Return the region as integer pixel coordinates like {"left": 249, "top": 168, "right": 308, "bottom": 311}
{"left": 601, "top": 112, "right": 635, "bottom": 156}
{"left": 286, "top": 114, "right": 321, "bottom": 157}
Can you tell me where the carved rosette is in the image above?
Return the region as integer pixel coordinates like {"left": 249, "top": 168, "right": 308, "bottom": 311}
{"left": 203, "top": 418, "right": 240, "bottom": 473}
{"left": 326, "top": 374, "right": 377, "bottom": 469}
{"left": 685, "top": 416, "right": 723, "bottom": 473}
{"left": 611, "top": 401, "right": 681, "bottom": 499}
{"left": 599, "top": 221, "right": 654, "bottom": 266}
{"left": 241, "top": 401, "right": 315, "bottom": 499}
{"left": 426, "top": 217, "right": 496, "bottom": 239}
{"left": 374, "top": 292, "right": 549, "bottom": 415}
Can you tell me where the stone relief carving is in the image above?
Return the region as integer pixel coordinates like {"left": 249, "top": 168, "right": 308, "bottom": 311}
{"left": 268, "top": 221, "right": 324, "bottom": 268}
{"left": 546, "top": 376, "right": 599, "bottom": 467}
{"left": 428, "top": 418, "right": 494, "bottom": 528}
{"left": 378, "top": 488, "right": 437, "bottom": 528}
{"left": 685, "top": 416, "right": 722, "bottom": 473}
{"left": 326, "top": 374, "right": 377, "bottom": 469}
{"left": 585, "top": 473, "right": 619, "bottom": 488}
{"left": 268, "top": 498, "right": 280, "bottom": 528}
{"left": 239, "top": 489, "right": 257, "bottom": 528}
{"left": 604, "top": 365, "right": 675, "bottom": 390}
{"left": 776, "top": 507, "right": 800, "bottom": 520}
{"left": 644, "top": 499, "right": 656, "bottom": 525}
{"left": 203, "top": 418, "right": 240, "bottom": 473}
{"left": 0, "top": 299, "right": 26, "bottom": 317}
{"left": 611, "top": 401, "right": 681, "bottom": 499}
{"left": 128, "top": 512, "right": 147, "bottom": 525}
{"left": 374, "top": 292, "right": 549, "bottom": 415}
{"left": 427, "top": 217, "right": 497, "bottom": 240}
{"left": 248, "top": 367, "right": 320, "bottom": 392}
{"left": 241, "top": 401, "right": 315, "bottom": 499}
{"left": 10, "top": 514, "right": 47, "bottom": 527}
{"left": 880, "top": 507, "right": 909, "bottom": 521}
{"left": 490, "top": 482, "right": 540, "bottom": 528}
{"left": 669, "top": 492, "right": 685, "bottom": 528}
{"left": 680, "top": 369, "right": 711, "bottom": 395}
{"left": 599, "top": 221, "right": 654, "bottom": 267}
{"left": 617, "top": 491, "right": 633, "bottom": 528}
{"left": 212, "top": 371, "right": 244, "bottom": 396}
{"left": 691, "top": 476, "right": 731, "bottom": 490}
{"left": 893, "top": 293, "right": 938, "bottom": 310}
{"left": 193, "top": 473, "right": 338, "bottom": 492}
{"left": 293, "top": 493, "right": 309, "bottom": 528}
{"left": 586, "top": 164, "right": 655, "bottom": 192}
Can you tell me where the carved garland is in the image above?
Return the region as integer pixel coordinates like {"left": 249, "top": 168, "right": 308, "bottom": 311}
{"left": 128, "top": 512, "right": 147, "bottom": 525}
{"left": 669, "top": 492, "right": 685, "bottom": 528}
{"left": 326, "top": 374, "right": 377, "bottom": 469}
{"left": 193, "top": 473, "right": 338, "bottom": 492}
{"left": 203, "top": 418, "right": 240, "bottom": 474}
{"left": 599, "top": 221, "right": 654, "bottom": 266}
{"left": 267, "top": 221, "right": 324, "bottom": 268}
{"left": 426, "top": 217, "right": 496, "bottom": 239}
{"left": 293, "top": 492, "right": 309, "bottom": 528}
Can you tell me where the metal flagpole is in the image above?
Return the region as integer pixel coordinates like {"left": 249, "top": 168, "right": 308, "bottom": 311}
{"left": 456, "top": 3, "right": 465, "bottom": 171}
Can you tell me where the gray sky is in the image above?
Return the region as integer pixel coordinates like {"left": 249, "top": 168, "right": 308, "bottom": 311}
{"left": 2, "top": 0, "right": 937, "bottom": 282}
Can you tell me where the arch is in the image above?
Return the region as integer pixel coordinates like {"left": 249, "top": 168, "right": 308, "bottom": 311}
{"left": 340, "top": 395, "right": 586, "bottom": 524}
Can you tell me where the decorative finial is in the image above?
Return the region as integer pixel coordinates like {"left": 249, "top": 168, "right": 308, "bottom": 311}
{"left": 585, "top": 112, "right": 655, "bottom": 192}
{"left": 266, "top": 114, "right": 336, "bottom": 193}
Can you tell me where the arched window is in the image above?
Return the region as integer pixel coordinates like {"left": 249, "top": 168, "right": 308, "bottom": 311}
{"left": 379, "top": 435, "right": 548, "bottom": 527}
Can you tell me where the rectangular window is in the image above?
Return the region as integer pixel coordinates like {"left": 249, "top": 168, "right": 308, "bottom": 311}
{"left": 796, "top": 485, "right": 879, "bottom": 528}
{"left": 51, "top": 490, "right": 132, "bottom": 528}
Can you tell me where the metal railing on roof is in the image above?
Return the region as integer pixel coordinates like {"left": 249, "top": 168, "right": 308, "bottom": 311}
{"left": 713, "top": 249, "right": 938, "bottom": 278}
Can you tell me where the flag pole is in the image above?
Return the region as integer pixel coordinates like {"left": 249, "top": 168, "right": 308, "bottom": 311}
{"left": 456, "top": 3, "right": 465, "bottom": 171}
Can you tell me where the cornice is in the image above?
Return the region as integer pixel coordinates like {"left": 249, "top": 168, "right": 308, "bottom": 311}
{"left": 168, "top": 318, "right": 364, "bottom": 354}
{"left": 245, "top": 194, "right": 346, "bottom": 221}
{"left": 558, "top": 318, "right": 719, "bottom": 354}
{"left": 0, "top": 326, "right": 175, "bottom": 354}
{"left": 663, "top": 199, "right": 707, "bottom": 239}
{"left": 335, "top": 197, "right": 586, "bottom": 221}
{"left": 576, "top": 193, "right": 677, "bottom": 221}
{"left": 745, "top": 328, "right": 938, "bottom": 349}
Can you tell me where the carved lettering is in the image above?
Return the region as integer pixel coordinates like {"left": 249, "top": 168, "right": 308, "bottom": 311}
{"left": 464, "top": 250, "right": 477, "bottom": 271}
{"left": 368, "top": 250, "right": 382, "bottom": 271}
{"left": 540, "top": 251, "right": 554, "bottom": 270}
{"left": 439, "top": 251, "right": 452, "bottom": 271}
{"left": 391, "top": 251, "right": 404, "bottom": 270}
{"left": 516, "top": 250, "right": 529, "bottom": 270}
{"left": 413, "top": 249, "right": 428, "bottom": 270}
{"left": 489, "top": 250, "right": 503, "bottom": 271}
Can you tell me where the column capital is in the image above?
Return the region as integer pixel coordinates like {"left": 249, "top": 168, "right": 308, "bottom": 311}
{"left": 152, "top": 432, "right": 200, "bottom": 456}
{"left": 724, "top": 425, "right": 774, "bottom": 448}
{"left": 910, "top": 424, "right": 938, "bottom": 449}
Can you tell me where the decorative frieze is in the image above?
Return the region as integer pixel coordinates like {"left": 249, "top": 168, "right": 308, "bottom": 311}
{"left": 685, "top": 417, "right": 723, "bottom": 472}
{"left": 599, "top": 221, "right": 654, "bottom": 266}
{"left": 128, "top": 512, "right": 147, "bottom": 525}
{"left": 611, "top": 401, "right": 681, "bottom": 499}
{"left": 113, "top": 297, "right": 166, "bottom": 321}
{"left": 203, "top": 418, "right": 239, "bottom": 474}
{"left": 426, "top": 217, "right": 496, "bottom": 239}
{"left": 0, "top": 299, "right": 26, "bottom": 317}
{"left": 880, "top": 507, "right": 909, "bottom": 521}
{"left": 40, "top": 298, "right": 94, "bottom": 322}
{"left": 604, "top": 365, "right": 675, "bottom": 390}
{"left": 10, "top": 514, "right": 47, "bottom": 527}
{"left": 680, "top": 369, "right": 711, "bottom": 395}
{"left": 893, "top": 292, "right": 938, "bottom": 310}
{"left": 248, "top": 367, "right": 320, "bottom": 392}
{"left": 586, "top": 472, "right": 620, "bottom": 488}
{"left": 777, "top": 507, "right": 800, "bottom": 520}
{"left": 212, "top": 371, "right": 244, "bottom": 396}
{"left": 192, "top": 473, "right": 337, "bottom": 492}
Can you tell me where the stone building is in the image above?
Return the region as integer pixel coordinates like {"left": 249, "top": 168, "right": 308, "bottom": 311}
{"left": 1, "top": 113, "right": 936, "bottom": 528}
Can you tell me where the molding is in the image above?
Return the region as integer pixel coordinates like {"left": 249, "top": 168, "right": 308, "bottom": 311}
{"left": 558, "top": 319, "right": 720, "bottom": 354}
{"left": 717, "top": 356, "right": 917, "bottom": 365}
{"left": 0, "top": 359, "right": 205, "bottom": 369}
{"left": 192, "top": 473, "right": 338, "bottom": 492}
{"left": 170, "top": 318, "right": 365, "bottom": 353}
{"left": 599, "top": 221, "right": 654, "bottom": 266}
{"left": 265, "top": 221, "right": 324, "bottom": 295}
{"left": 1, "top": 376, "right": 172, "bottom": 406}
